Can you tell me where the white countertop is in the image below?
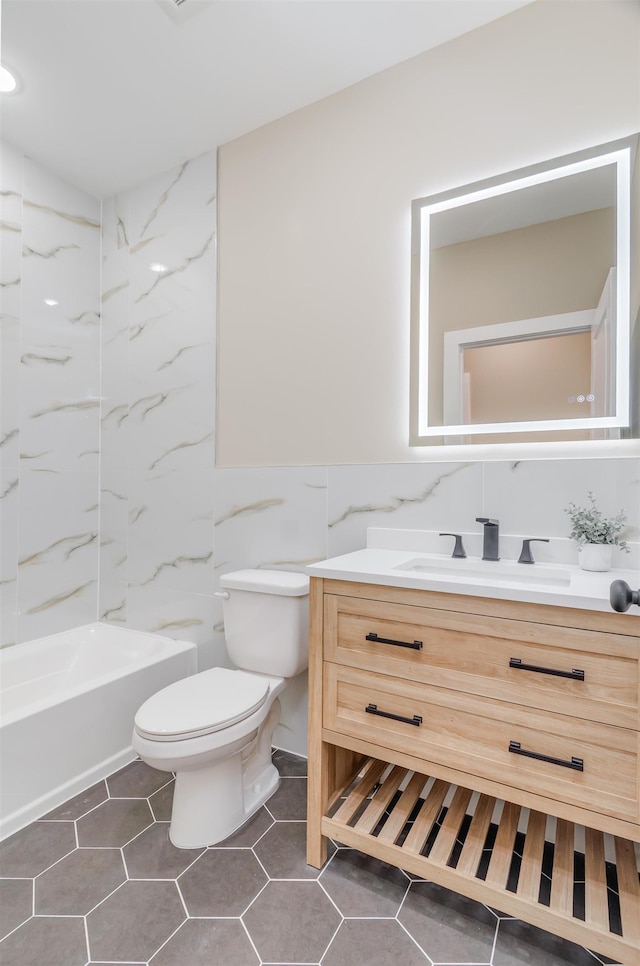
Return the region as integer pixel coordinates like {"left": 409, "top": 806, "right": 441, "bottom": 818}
{"left": 307, "top": 530, "right": 640, "bottom": 617}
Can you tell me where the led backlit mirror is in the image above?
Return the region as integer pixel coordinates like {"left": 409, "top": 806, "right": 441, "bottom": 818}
{"left": 410, "top": 137, "right": 636, "bottom": 445}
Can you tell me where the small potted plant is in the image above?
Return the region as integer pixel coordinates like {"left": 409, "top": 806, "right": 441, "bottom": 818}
{"left": 565, "top": 492, "right": 629, "bottom": 571}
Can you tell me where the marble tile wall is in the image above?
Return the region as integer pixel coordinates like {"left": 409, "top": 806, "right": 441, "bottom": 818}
{"left": 0, "top": 141, "right": 101, "bottom": 646}
{"left": 99, "top": 152, "right": 218, "bottom": 659}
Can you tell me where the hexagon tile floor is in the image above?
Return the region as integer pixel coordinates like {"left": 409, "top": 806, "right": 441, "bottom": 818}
{"left": 0, "top": 751, "right": 621, "bottom": 966}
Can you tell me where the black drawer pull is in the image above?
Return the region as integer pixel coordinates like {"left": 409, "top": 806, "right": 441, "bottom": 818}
{"left": 509, "top": 658, "right": 584, "bottom": 681}
{"left": 508, "top": 740, "right": 583, "bottom": 772}
{"left": 366, "top": 632, "right": 423, "bottom": 650}
{"left": 365, "top": 703, "right": 422, "bottom": 727}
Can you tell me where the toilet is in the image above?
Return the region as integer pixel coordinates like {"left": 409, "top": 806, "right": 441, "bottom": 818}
{"left": 132, "top": 569, "right": 309, "bottom": 848}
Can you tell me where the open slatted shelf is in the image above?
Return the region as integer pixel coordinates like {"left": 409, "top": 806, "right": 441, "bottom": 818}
{"left": 322, "top": 758, "right": 640, "bottom": 966}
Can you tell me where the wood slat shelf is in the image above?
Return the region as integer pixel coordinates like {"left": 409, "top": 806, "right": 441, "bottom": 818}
{"left": 321, "top": 757, "right": 640, "bottom": 966}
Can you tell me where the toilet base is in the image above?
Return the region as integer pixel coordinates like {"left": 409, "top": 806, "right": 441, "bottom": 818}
{"left": 168, "top": 698, "right": 282, "bottom": 848}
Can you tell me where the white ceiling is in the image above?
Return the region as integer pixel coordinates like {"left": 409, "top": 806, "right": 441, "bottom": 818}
{"left": 0, "top": 0, "right": 532, "bottom": 199}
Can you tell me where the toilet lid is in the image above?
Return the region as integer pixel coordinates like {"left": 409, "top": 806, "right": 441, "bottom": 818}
{"left": 134, "top": 668, "right": 271, "bottom": 740}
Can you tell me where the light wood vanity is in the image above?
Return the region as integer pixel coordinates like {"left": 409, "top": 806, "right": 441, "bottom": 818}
{"left": 307, "top": 577, "right": 640, "bottom": 965}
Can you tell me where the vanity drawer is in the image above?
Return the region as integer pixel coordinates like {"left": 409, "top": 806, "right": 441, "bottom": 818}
{"left": 323, "top": 594, "right": 639, "bottom": 729}
{"left": 323, "top": 663, "right": 640, "bottom": 822}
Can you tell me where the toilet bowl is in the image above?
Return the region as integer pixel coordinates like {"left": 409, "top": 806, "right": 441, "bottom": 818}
{"left": 132, "top": 569, "right": 309, "bottom": 848}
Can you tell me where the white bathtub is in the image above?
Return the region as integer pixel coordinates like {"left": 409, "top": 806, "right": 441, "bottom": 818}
{"left": 0, "top": 622, "right": 197, "bottom": 840}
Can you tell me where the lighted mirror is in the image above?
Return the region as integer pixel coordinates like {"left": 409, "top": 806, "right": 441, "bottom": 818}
{"left": 410, "top": 137, "right": 636, "bottom": 445}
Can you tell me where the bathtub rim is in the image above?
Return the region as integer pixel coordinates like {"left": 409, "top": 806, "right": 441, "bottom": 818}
{"left": 0, "top": 621, "right": 196, "bottom": 728}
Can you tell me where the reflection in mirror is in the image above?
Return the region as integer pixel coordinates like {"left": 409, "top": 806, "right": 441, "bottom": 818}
{"left": 410, "top": 137, "right": 636, "bottom": 446}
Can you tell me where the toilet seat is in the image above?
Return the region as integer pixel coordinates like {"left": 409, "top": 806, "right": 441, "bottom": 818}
{"left": 134, "top": 668, "right": 270, "bottom": 741}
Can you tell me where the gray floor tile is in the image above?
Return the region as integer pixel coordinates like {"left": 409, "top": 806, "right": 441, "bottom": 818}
{"left": 219, "top": 805, "right": 274, "bottom": 847}
{"left": 106, "top": 759, "right": 170, "bottom": 799}
{"left": 179, "top": 848, "right": 268, "bottom": 917}
{"left": 0, "top": 821, "right": 76, "bottom": 877}
{"left": 148, "top": 779, "right": 175, "bottom": 821}
{"left": 35, "top": 847, "right": 125, "bottom": 915}
{"left": 272, "top": 749, "right": 308, "bottom": 776}
{"left": 399, "top": 880, "right": 498, "bottom": 964}
{"left": 41, "top": 780, "right": 109, "bottom": 821}
{"left": 243, "top": 880, "right": 341, "bottom": 964}
{"left": 320, "top": 847, "right": 409, "bottom": 917}
{"left": 0, "top": 749, "right": 619, "bottom": 966}
{"left": 0, "top": 878, "right": 33, "bottom": 940}
{"left": 76, "top": 797, "right": 153, "bottom": 847}
{"left": 322, "top": 919, "right": 430, "bottom": 965}
{"left": 0, "top": 914, "right": 87, "bottom": 965}
{"left": 86, "top": 880, "right": 185, "bottom": 962}
{"left": 265, "top": 775, "right": 308, "bottom": 820}
{"left": 254, "top": 820, "right": 333, "bottom": 879}
{"left": 150, "top": 918, "right": 260, "bottom": 965}
{"left": 493, "top": 918, "right": 609, "bottom": 966}
{"left": 123, "top": 822, "right": 203, "bottom": 879}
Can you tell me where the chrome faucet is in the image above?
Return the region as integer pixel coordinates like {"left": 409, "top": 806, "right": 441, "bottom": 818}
{"left": 476, "top": 517, "right": 500, "bottom": 561}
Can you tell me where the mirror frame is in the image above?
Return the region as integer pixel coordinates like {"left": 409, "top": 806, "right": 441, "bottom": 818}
{"left": 409, "top": 136, "right": 635, "bottom": 445}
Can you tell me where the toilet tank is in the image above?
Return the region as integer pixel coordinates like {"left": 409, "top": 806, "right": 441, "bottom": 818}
{"left": 218, "top": 570, "right": 309, "bottom": 678}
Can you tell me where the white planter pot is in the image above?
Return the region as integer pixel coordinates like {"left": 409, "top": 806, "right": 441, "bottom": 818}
{"left": 578, "top": 543, "right": 613, "bottom": 572}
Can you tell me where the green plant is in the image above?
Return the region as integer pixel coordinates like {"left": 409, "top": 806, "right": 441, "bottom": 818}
{"left": 565, "top": 492, "right": 629, "bottom": 551}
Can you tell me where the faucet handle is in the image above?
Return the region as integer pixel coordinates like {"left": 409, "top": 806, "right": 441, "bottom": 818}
{"left": 518, "top": 538, "right": 550, "bottom": 564}
{"left": 439, "top": 533, "right": 466, "bottom": 559}
{"left": 476, "top": 517, "right": 499, "bottom": 526}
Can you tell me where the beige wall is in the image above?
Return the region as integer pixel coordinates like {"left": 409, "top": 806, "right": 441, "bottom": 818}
{"left": 465, "top": 333, "right": 592, "bottom": 422}
{"left": 427, "top": 208, "right": 615, "bottom": 424}
{"left": 217, "top": 0, "right": 640, "bottom": 466}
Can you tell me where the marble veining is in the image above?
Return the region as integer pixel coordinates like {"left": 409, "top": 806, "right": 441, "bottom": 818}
{"left": 130, "top": 310, "right": 171, "bottom": 341}
{"left": 101, "top": 600, "right": 127, "bottom": 622}
{"left": 1, "top": 479, "right": 18, "bottom": 500}
{"left": 21, "top": 351, "right": 72, "bottom": 366}
{"left": 152, "top": 616, "right": 203, "bottom": 633}
{"left": 29, "top": 399, "right": 100, "bottom": 419}
{"left": 133, "top": 232, "right": 214, "bottom": 304}
{"left": 0, "top": 430, "right": 18, "bottom": 449}
{"left": 329, "top": 464, "right": 472, "bottom": 528}
{"left": 140, "top": 552, "right": 214, "bottom": 587}
{"left": 23, "top": 199, "right": 100, "bottom": 230}
{"left": 116, "top": 214, "right": 128, "bottom": 248}
{"left": 158, "top": 344, "right": 206, "bottom": 370}
{"left": 68, "top": 309, "right": 100, "bottom": 326}
{"left": 101, "top": 403, "right": 128, "bottom": 428}
{"left": 24, "top": 242, "right": 80, "bottom": 259}
{"left": 139, "top": 161, "right": 189, "bottom": 239}
{"left": 215, "top": 497, "right": 285, "bottom": 526}
{"left": 148, "top": 432, "right": 213, "bottom": 471}
{"left": 102, "top": 280, "right": 128, "bottom": 303}
{"left": 20, "top": 451, "right": 53, "bottom": 461}
{"left": 19, "top": 533, "right": 98, "bottom": 567}
{"left": 102, "top": 487, "right": 126, "bottom": 501}
{"left": 129, "top": 390, "right": 174, "bottom": 420}
{"left": 129, "top": 506, "right": 147, "bottom": 525}
{"left": 26, "top": 579, "right": 95, "bottom": 615}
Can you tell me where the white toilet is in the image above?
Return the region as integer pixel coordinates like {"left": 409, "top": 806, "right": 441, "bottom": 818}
{"left": 132, "top": 569, "right": 309, "bottom": 848}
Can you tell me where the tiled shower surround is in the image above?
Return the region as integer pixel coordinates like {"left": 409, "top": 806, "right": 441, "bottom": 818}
{"left": 1, "top": 137, "right": 639, "bottom": 752}
{"left": 0, "top": 141, "right": 101, "bottom": 645}
{"left": 0, "top": 753, "right": 621, "bottom": 966}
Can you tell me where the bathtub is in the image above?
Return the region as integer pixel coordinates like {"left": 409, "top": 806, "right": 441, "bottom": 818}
{"left": 0, "top": 622, "right": 197, "bottom": 840}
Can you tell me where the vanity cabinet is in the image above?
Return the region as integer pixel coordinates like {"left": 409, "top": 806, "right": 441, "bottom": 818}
{"left": 307, "top": 578, "right": 640, "bottom": 965}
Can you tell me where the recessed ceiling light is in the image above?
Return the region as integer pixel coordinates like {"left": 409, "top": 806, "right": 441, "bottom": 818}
{"left": 0, "top": 65, "right": 17, "bottom": 94}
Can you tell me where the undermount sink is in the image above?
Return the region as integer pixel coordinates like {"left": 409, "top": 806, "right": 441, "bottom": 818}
{"left": 393, "top": 555, "right": 572, "bottom": 587}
